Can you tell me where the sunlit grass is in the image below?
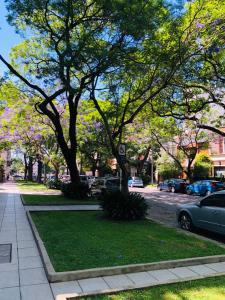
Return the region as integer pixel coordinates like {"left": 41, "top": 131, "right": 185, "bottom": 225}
{"left": 31, "top": 211, "right": 225, "bottom": 272}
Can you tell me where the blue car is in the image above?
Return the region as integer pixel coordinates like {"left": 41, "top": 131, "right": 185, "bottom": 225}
{"left": 128, "top": 177, "right": 144, "bottom": 188}
{"left": 186, "top": 180, "right": 225, "bottom": 196}
{"left": 177, "top": 190, "right": 225, "bottom": 234}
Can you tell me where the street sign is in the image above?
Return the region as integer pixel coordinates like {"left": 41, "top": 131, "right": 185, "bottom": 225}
{"left": 118, "top": 143, "right": 126, "bottom": 156}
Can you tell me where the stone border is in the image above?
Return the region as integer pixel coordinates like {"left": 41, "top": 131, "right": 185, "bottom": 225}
{"left": 27, "top": 211, "right": 225, "bottom": 283}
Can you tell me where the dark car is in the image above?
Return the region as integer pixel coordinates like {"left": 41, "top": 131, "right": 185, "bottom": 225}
{"left": 177, "top": 191, "right": 225, "bottom": 234}
{"left": 91, "top": 177, "right": 120, "bottom": 196}
{"left": 158, "top": 178, "right": 187, "bottom": 193}
{"left": 186, "top": 180, "right": 225, "bottom": 196}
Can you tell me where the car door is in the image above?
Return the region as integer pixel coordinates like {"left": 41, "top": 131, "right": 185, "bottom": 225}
{"left": 213, "top": 195, "right": 225, "bottom": 235}
{"left": 161, "top": 180, "right": 168, "bottom": 190}
{"left": 195, "top": 195, "right": 222, "bottom": 233}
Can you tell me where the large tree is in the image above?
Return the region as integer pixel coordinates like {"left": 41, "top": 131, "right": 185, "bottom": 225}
{"left": 0, "top": 0, "right": 165, "bottom": 187}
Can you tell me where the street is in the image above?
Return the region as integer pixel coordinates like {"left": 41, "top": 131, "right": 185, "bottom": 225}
{"left": 129, "top": 187, "right": 225, "bottom": 244}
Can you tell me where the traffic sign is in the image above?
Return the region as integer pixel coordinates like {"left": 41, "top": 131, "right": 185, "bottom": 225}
{"left": 118, "top": 143, "right": 126, "bottom": 156}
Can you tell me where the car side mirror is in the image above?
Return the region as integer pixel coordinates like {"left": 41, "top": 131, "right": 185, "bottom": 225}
{"left": 196, "top": 201, "right": 201, "bottom": 207}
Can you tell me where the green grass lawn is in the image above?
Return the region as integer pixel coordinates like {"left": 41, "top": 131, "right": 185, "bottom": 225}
{"left": 80, "top": 276, "right": 225, "bottom": 300}
{"left": 17, "top": 180, "right": 49, "bottom": 192}
{"left": 22, "top": 194, "right": 99, "bottom": 205}
{"left": 31, "top": 211, "right": 225, "bottom": 272}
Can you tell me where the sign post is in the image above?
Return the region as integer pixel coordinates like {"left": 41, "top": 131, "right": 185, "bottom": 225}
{"left": 118, "top": 144, "right": 126, "bottom": 191}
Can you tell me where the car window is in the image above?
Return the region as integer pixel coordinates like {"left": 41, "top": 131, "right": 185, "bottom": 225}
{"left": 201, "top": 194, "right": 225, "bottom": 207}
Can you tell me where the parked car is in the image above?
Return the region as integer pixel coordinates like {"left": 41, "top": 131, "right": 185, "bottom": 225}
{"left": 177, "top": 190, "right": 225, "bottom": 234}
{"left": 158, "top": 178, "right": 187, "bottom": 193}
{"left": 91, "top": 177, "right": 120, "bottom": 196}
{"left": 128, "top": 177, "right": 144, "bottom": 188}
{"left": 186, "top": 180, "right": 225, "bottom": 196}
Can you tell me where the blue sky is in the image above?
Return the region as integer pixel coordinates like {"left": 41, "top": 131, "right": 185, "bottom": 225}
{"left": 0, "top": 1, "right": 22, "bottom": 75}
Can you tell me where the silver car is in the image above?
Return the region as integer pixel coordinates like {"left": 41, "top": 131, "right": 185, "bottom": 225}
{"left": 177, "top": 191, "right": 225, "bottom": 235}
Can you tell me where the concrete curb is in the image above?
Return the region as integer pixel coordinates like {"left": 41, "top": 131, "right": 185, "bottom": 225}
{"left": 27, "top": 211, "right": 225, "bottom": 283}
{"left": 69, "top": 271, "right": 225, "bottom": 299}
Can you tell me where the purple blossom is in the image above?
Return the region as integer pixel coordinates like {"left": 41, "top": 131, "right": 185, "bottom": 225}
{"left": 196, "top": 22, "right": 205, "bottom": 29}
{"left": 33, "top": 134, "right": 42, "bottom": 140}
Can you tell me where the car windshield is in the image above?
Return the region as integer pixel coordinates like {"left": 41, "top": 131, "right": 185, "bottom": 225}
{"left": 173, "top": 179, "right": 185, "bottom": 182}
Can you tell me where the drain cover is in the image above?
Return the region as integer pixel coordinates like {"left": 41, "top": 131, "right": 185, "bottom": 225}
{"left": 0, "top": 244, "right": 12, "bottom": 263}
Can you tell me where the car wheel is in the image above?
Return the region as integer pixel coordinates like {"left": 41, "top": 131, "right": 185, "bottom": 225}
{"left": 205, "top": 190, "right": 211, "bottom": 196}
{"left": 179, "top": 213, "right": 193, "bottom": 231}
{"left": 171, "top": 187, "right": 175, "bottom": 193}
{"left": 186, "top": 189, "right": 192, "bottom": 195}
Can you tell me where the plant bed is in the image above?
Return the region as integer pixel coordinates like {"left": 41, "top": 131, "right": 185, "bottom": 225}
{"left": 29, "top": 211, "right": 225, "bottom": 281}
{"left": 22, "top": 194, "right": 99, "bottom": 206}
{"left": 78, "top": 275, "right": 225, "bottom": 299}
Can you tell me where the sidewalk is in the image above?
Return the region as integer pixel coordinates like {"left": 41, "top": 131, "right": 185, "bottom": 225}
{"left": 1, "top": 182, "right": 225, "bottom": 300}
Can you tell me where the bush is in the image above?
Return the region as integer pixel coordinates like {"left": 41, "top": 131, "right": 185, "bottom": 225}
{"left": 140, "top": 174, "right": 151, "bottom": 185}
{"left": 46, "top": 180, "right": 62, "bottom": 190}
{"left": 61, "top": 182, "right": 90, "bottom": 199}
{"left": 193, "top": 154, "right": 212, "bottom": 178}
{"left": 100, "top": 191, "right": 148, "bottom": 220}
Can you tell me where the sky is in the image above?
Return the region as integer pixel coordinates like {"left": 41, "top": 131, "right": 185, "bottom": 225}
{"left": 0, "top": 1, "right": 22, "bottom": 76}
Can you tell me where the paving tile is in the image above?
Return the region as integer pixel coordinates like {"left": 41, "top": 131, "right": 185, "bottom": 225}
{"left": 51, "top": 281, "right": 82, "bottom": 299}
{"left": 0, "top": 287, "right": 20, "bottom": 300}
{"left": 188, "top": 265, "right": 218, "bottom": 276}
{"left": 148, "top": 269, "right": 178, "bottom": 282}
{"left": 205, "top": 262, "right": 225, "bottom": 273}
{"left": 21, "top": 283, "right": 54, "bottom": 300}
{"left": 19, "top": 256, "right": 43, "bottom": 269}
{"left": 17, "top": 230, "right": 34, "bottom": 242}
{"left": 122, "top": 272, "right": 158, "bottom": 286}
{"left": 0, "top": 270, "right": 19, "bottom": 288}
{"left": 18, "top": 247, "right": 39, "bottom": 258}
{"left": 103, "top": 274, "right": 134, "bottom": 289}
{"left": 17, "top": 240, "right": 36, "bottom": 249}
{"left": 20, "top": 267, "right": 48, "bottom": 285}
{"left": 169, "top": 267, "right": 199, "bottom": 279}
{"left": 0, "top": 263, "right": 18, "bottom": 272}
{"left": 78, "top": 277, "right": 109, "bottom": 293}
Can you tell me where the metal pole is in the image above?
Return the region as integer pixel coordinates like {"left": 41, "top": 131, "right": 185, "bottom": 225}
{"left": 120, "top": 168, "right": 122, "bottom": 191}
{"left": 151, "top": 150, "right": 154, "bottom": 184}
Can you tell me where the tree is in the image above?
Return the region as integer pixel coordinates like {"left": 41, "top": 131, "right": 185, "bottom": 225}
{"left": 193, "top": 153, "right": 212, "bottom": 179}
{"left": 156, "top": 152, "right": 181, "bottom": 180}
{"left": 1, "top": 0, "right": 166, "bottom": 187}
{"left": 0, "top": 81, "right": 65, "bottom": 181}
{"left": 151, "top": 117, "right": 210, "bottom": 180}
{"left": 149, "top": 0, "right": 225, "bottom": 136}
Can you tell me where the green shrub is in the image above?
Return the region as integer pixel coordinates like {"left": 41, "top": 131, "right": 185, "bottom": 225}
{"left": 46, "top": 180, "right": 62, "bottom": 190}
{"left": 61, "top": 182, "right": 90, "bottom": 199}
{"left": 100, "top": 191, "right": 148, "bottom": 220}
{"left": 140, "top": 174, "right": 151, "bottom": 185}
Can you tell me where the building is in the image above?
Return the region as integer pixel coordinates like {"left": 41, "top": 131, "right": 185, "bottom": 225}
{"left": 208, "top": 133, "right": 225, "bottom": 177}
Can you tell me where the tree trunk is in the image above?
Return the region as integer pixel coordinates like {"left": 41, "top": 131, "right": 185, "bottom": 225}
{"left": 137, "top": 146, "right": 151, "bottom": 176}
{"left": 24, "top": 154, "right": 28, "bottom": 180}
{"left": 53, "top": 165, "right": 59, "bottom": 181}
{"left": 28, "top": 156, "right": 33, "bottom": 181}
{"left": 37, "top": 159, "right": 43, "bottom": 183}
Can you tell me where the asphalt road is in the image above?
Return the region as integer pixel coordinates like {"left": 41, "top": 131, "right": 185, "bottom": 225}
{"left": 129, "top": 187, "right": 225, "bottom": 243}
{"left": 129, "top": 186, "right": 200, "bottom": 227}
